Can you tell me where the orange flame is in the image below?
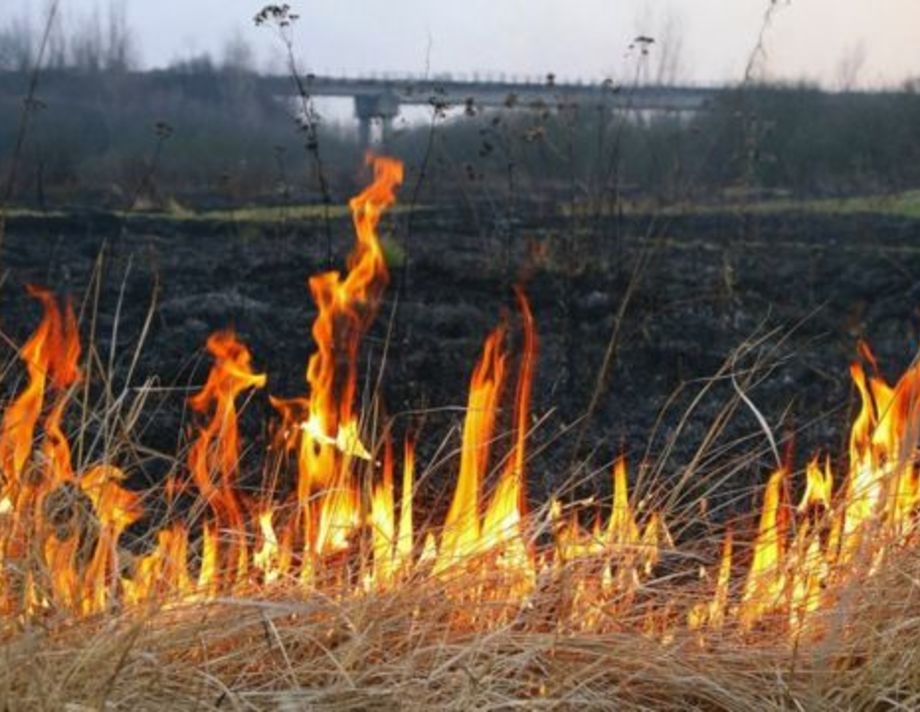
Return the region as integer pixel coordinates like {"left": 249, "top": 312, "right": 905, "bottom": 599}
{"left": 436, "top": 323, "right": 507, "bottom": 573}
{"left": 188, "top": 330, "right": 266, "bottom": 593}
{"left": 0, "top": 287, "right": 79, "bottom": 490}
{"left": 299, "top": 154, "right": 403, "bottom": 479}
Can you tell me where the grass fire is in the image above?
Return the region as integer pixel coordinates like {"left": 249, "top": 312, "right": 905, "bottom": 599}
{"left": 0, "top": 153, "right": 919, "bottom": 709}
{"left": 2, "top": 2, "right": 920, "bottom": 709}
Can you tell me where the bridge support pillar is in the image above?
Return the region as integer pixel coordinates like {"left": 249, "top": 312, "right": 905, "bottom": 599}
{"left": 357, "top": 117, "right": 372, "bottom": 151}
{"left": 381, "top": 116, "right": 394, "bottom": 146}
{"left": 354, "top": 92, "right": 400, "bottom": 150}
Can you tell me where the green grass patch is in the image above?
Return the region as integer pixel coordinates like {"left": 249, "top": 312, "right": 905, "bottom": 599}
{"left": 563, "top": 189, "right": 920, "bottom": 219}
{"left": 168, "top": 203, "right": 423, "bottom": 224}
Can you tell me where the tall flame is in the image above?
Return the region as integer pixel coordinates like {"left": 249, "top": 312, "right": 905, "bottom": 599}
{"left": 436, "top": 323, "right": 507, "bottom": 573}
{"left": 300, "top": 154, "right": 403, "bottom": 479}
{"left": 268, "top": 155, "right": 403, "bottom": 587}
{"left": 187, "top": 330, "right": 266, "bottom": 593}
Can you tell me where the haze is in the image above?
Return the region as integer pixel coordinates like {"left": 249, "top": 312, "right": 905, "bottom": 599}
{"left": 8, "top": 0, "right": 920, "bottom": 88}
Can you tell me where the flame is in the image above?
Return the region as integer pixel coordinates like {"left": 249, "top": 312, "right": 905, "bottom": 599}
{"left": 396, "top": 436, "right": 415, "bottom": 572}
{"left": 739, "top": 468, "right": 788, "bottom": 629}
{"left": 480, "top": 288, "right": 538, "bottom": 589}
{"left": 0, "top": 288, "right": 144, "bottom": 615}
{"left": 0, "top": 286, "right": 79, "bottom": 488}
{"left": 840, "top": 354, "right": 920, "bottom": 564}
{"left": 2, "top": 154, "right": 920, "bottom": 651}
{"left": 267, "top": 154, "right": 403, "bottom": 587}
{"left": 295, "top": 154, "right": 403, "bottom": 484}
{"left": 78, "top": 465, "right": 142, "bottom": 615}
{"left": 435, "top": 323, "right": 507, "bottom": 574}
{"left": 607, "top": 456, "right": 640, "bottom": 550}
{"left": 187, "top": 330, "right": 266, "bottom": 593}
{"left": 253, "top": 509, "right": 281, "bottom": 585}
{"left": 688, "top": 530, "right": 732, "bottom": 632}
{"left": 799, "top": 456, "right": 833, "bottom": 512}
{"left": 732, "top": 348, "right": 920, "bottom": 634}
{"left": 370, "top": 440, "right": 397, "bottom": 587}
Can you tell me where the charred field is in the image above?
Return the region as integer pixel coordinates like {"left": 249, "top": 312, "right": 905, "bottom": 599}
{"left": 4, "top": 205, "right": 920, "bottom": 499}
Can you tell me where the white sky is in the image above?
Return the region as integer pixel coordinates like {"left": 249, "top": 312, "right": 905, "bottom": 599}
{"left": 11, "top": 0, "right": 920, "bottom": 88}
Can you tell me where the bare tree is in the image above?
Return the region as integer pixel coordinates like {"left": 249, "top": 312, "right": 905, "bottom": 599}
{"left": 49, "top": 0, "right": 138, "bottom": 72}
{"left": 653, "top": 12, "right": 687, "bottom": 86}
{"left": 45, "top": 8, "right": 68, "bottom": 70}
{"left": 222, "top": 31, "right": 255, "bottom": 72}
{"left": 835, "top": 41, "right": 867, "bottom": 91}
{"left": 628, "top": 7, "right": 687, "bottom": 86}
{"left": 104, "top": 0, "right": 136, "bottom": 71}
{"left": 70, "top": 7, "right": 104, "bottom": 71}
{"left": 0, "top": 14, "right": 35, "bottom": 71}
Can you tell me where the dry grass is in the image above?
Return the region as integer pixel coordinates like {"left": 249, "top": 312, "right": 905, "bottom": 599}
{"left": 1, "top": 543, "right": 919, "bottom": 711}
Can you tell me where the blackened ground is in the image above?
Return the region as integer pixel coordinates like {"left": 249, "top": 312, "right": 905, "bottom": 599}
{"left": 3, "top": 207, "right": 920, "bottom": 522}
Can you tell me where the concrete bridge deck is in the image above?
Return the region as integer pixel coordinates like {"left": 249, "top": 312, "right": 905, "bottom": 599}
{"left": 0, "top": 69, "right": 723, "bottom": 146}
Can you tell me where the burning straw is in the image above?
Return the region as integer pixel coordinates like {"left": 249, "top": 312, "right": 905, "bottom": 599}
{"left": 1, "top": 155, "right": 920, "bottom": 709}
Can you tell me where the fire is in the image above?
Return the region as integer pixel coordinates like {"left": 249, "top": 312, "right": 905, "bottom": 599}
{"left": 739, "top": 467, "right": 788, "bottom": 629}
{"left": 436, "top": 322, "right": 507, "bottom": 574}
{"left": 188, "top": 330, "right": 266, "bottom": 591}
{"left": 295, "top": 154, "right": 403, "bottom": 476}
{"left": 0, "top": 286, "right": 78, "bottom": 486}
{"left": 0, "top": 288, "right": 141, "bottom": 615}
{"left": 0, "top": 154, "right": 919, "bottom": 652}
{"left": 703, "top": 346, "right": 920, "bottom": 635}
{"left": 688, "top": 529, "right": 733, "bottom": 632}
{"left": 266, "top": 154, "right": 404, "bottom": 587}
{"left": 480, "top": 287, "right": 536, "bottom": 578}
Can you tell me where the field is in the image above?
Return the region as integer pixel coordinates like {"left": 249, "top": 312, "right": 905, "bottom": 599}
{"left": 2, "top": 195, "right": 920, "bottom": 710}
{"left": 4, "top": 204, "right": 919, "bottom": 493}
{"left": 3, "top": 0, "right": 920, "bottom": 705}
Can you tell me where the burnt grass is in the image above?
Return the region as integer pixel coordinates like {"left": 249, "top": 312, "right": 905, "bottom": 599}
{"left": 3, "top": 206, "right": 920, "bottom": 532}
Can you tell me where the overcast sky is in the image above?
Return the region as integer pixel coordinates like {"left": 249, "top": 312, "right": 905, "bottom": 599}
{"left": 14, "top": 1, "right": 920, "bottom": 88}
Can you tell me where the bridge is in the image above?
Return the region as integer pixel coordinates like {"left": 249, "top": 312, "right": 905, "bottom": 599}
{"left": 0, "top": 69, "right": 721, "bottom": 146}
{"left": 261, "top": 74, "right": 721, "bottom": 145}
